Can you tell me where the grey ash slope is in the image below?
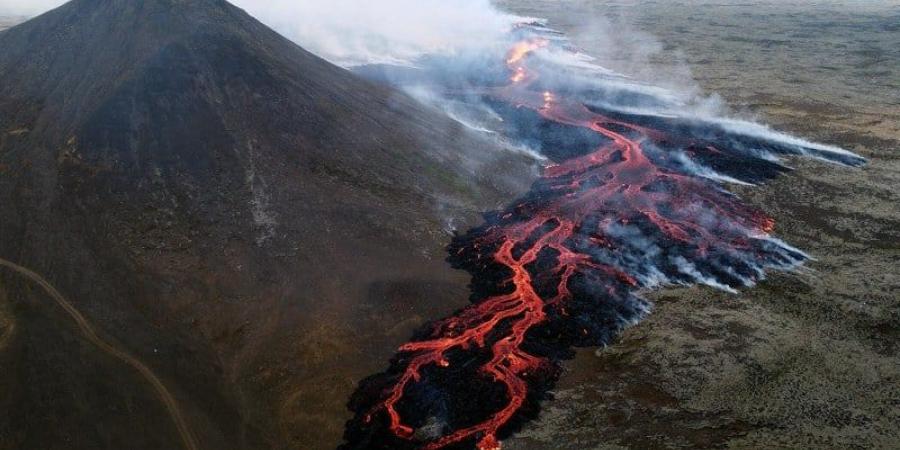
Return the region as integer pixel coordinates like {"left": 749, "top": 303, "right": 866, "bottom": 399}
{"left": 0, "top": 1, "right": 533, "bottom": 449}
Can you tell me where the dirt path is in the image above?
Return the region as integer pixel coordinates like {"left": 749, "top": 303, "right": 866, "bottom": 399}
{"left": 0, "top": 299, "right": 13, "bottom": 352}
{"left": 0, "top": 258, "right": 200, "bottom": 450}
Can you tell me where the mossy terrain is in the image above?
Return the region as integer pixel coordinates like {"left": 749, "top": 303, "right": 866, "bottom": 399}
{"left": 493, "top": 1, "right": 899, "bottom": 448}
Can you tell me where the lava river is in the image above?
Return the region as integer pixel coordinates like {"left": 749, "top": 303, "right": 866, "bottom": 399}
{"left": 342, "top": 28, "right": 865, "bottom": 450}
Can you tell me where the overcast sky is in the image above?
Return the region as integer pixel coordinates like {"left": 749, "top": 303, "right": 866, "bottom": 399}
{"left": 0, "top": 0, "right": 63, "bottom": 15}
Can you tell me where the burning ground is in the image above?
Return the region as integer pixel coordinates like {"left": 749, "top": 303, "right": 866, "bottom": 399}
{"left": 342, "top": 19, "right": 869, "bottom": 450}
{"left": 490, "top": 2, "right": 900, "bottom": 449}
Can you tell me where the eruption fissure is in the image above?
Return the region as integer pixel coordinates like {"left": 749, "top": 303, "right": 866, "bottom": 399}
{"left": 344, "top": 24, "right": 863, "bottom": 450}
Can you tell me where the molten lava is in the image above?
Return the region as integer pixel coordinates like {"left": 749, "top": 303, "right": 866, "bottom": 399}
{"left": 507, "top": 38, "right": 547, "bottom": 83}
{"left": 343, "top": 28, "right": 863, "bottom": 450}
{"left": 506, "top": 38, "right": 548, "bottom": 66}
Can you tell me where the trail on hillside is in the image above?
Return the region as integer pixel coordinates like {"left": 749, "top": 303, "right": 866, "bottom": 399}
{"left": 0, "top": 258, "right": 200, "bottom": 450}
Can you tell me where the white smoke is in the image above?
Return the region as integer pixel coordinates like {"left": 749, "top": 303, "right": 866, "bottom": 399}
{"left": 231, "top": 0, "right": 523, "bottom": 67}
{"left": 3, "top": 0, "right": 862, "bottom": 168}
{"left": 2, "top": 0, "right": 522, "bottom": 67}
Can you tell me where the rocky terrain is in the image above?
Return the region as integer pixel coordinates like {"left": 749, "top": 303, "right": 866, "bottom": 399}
{"left": 493, "top": 1, "right": 900, "bottom": 448}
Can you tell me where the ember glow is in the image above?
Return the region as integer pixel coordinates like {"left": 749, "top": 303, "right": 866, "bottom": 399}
{"left": 507, "top": 38, "right": 546, "bottom": 83}
{"left": 343, "top": 22, "right": 864, "bottom": 450}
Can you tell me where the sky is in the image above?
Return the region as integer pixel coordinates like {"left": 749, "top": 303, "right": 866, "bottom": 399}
{"left": 0, "top": 0, "right": 62, "bottom": 15}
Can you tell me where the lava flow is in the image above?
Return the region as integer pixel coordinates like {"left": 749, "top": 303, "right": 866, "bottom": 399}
{"left": 342, "top": 28, "right": 864, "bottom": 450}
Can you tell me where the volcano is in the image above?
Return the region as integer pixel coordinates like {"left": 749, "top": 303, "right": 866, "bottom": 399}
{"left": 0, "top": 1, "right": 534, "bottom": 449}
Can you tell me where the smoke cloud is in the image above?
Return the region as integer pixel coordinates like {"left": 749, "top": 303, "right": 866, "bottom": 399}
{"left": 3, "top": 0, "right": 862, "bottom": 166}
{"left": 234, "top": 0, "right": 521, "bottom": 66}
{"left": 1, "top": 0, "right": 522, "bottom": 66}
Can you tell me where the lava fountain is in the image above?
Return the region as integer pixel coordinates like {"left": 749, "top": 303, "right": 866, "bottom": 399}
{"left": 341, "top": 23, "right": 864, "bottom": 450}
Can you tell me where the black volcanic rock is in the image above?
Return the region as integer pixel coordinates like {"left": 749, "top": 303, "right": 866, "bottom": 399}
{"left": 0, "top": 1, "right": 534, "bottom": 449}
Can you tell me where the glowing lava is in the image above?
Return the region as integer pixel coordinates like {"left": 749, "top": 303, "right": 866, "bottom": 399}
{"left": 506, "top": 38, "right": 548, "bottom": 66}
{"left": 342, "top": 32, "right": 863, "bottom": 450}
{"left": 507, "top": 38, "right": 547, "bottom": 83}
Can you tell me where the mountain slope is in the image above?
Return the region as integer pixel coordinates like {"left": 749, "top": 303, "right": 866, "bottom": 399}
{"left": 0, "top": 1, "right": 534, "bottom": 449}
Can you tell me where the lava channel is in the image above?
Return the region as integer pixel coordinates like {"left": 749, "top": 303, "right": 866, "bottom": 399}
{"left": 341, "top": 33, "right": 863, "bottom": 450}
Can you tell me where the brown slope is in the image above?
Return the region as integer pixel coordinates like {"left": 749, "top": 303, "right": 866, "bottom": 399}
{"left": 0, "top": 1, "right": 535, "bottom": 449}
